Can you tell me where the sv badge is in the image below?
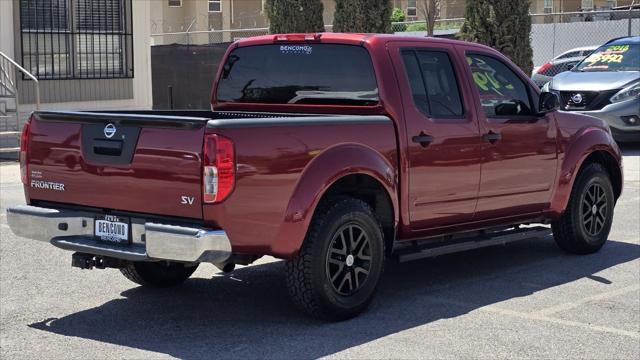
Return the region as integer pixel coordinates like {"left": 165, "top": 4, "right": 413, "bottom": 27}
{"left": 181, "top": 196, "right": 195, "bottom": 205}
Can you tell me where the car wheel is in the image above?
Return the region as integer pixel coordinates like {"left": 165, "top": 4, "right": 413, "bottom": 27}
{"left": 552, "top": 163, "right": 614, "bottom": 254}
{"left": 120, "top": 261, "right": 199, "bottom": 287}
{"left": 286, "top": 197, "right": 385, "bottom": 320}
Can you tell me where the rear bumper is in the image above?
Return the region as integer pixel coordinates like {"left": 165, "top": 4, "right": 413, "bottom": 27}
{"left": 6, "top": 205, "right": 231, "bottom": 265}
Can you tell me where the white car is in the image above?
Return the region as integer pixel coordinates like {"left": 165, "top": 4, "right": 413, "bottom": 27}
{"left": 531, "top": 46, "right": 598, "bottom": 87}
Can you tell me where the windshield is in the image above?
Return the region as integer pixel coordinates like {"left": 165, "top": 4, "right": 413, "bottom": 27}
{"left": 574, "top": 43, "right": 639, "bottom": 72}
{"left": 216, "top": 44, "right": 379, "bottom": 106}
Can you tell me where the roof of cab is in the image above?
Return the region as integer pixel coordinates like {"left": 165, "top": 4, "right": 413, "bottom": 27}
{"left": 234, "top": 32, "right": 486, "bottom": 49}
{"left": 606, "top": 36, "right": 640, "bottom": 45}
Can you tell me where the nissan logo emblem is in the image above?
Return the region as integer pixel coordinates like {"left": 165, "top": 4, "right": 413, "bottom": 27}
{"left": 104, "top": 123, "right": 116, "bottom": 138}
{"left": 571, "top": 93, "right": 583, "bottom": 104}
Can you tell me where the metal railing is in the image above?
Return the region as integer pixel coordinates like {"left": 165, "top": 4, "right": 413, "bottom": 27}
{"left": 0, "top": 51, "right": 40, "bottom": 155}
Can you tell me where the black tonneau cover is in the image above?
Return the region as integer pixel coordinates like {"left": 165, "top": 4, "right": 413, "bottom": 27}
{"left": 33, "top": 110, "right": 323, "bottom": 129}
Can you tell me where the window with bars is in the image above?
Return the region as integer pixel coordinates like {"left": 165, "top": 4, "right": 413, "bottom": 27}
{"left": 208, "top": 0, "right": 221, "bottom": 13}
{"left": 407, "top": 0, "right": 417, "bottom": 16}
{"left": 20, "top": 0, "right": 133, "bottom": 80}
{"left": 544, "top": 0, "right": 553, "bottom": 13}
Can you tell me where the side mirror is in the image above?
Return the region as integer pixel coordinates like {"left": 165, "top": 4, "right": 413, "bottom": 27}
{"left": 539, "top": 92, "right": 560, "bottom": 114}
{"left": 566, "top": 63, "right": 576, "bottom": 71}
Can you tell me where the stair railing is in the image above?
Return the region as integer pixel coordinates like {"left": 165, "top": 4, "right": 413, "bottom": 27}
{"left": 0, "top": 50, "right": 40, "bottom": 111}
{"left": 0, "top": 51, "right": 39, "bottom": 155}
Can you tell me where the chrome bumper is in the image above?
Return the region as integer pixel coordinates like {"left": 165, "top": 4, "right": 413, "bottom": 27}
{"left": 6, "top": 205, "right": 231, "bottom": 265}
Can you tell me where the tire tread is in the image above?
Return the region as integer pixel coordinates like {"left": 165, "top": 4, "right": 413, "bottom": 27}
{"left": 285, "top": 197, "right": 384, "bottom": 320}
{"left": 552, "top": 162, "right": 612, "bottom": 254}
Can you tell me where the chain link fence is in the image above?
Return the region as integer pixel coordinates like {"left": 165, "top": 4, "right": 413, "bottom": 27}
{"left": 531, "top": 10, "right": 639, "bottom": 66}
{"left": 391, "top": 18, "right": 465, "bottom": 36}
{"left": 150, "top": 18, "right": 466, "bottom": 45}
{"left": 150, "top": 10, "right": 639, "bottom": 67}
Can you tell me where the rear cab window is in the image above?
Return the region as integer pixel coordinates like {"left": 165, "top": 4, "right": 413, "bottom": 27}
{"left": 216, "top": 44, "right": 379, "bottom": 106}
{"left": 401, "top": 49, "right": 464, "bottom": 119}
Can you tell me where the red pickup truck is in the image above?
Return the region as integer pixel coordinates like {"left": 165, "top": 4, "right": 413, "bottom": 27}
{"left": 7, "top": 33, "right": 623, "bottom": 320}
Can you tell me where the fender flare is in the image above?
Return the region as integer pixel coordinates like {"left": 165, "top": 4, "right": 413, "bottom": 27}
{"left": 549, "top": 127, "right": 622, "bottom": 216}
{"left": 269, "top": 143, "right": 399, "bottom": 257}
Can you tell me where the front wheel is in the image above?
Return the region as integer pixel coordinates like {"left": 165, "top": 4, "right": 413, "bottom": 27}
{"left": 120, "top": 261, "right": 199, "bottom": 288}
{"left": 552, "top": 163, "right": 615, "bottom": 254}
{"left": 286, "top": 197, "right": 385, "bottom": 320}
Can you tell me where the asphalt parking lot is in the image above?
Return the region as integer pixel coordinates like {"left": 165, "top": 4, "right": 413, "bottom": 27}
{"left": 1, "top": 145, "right": 639, "bottom": 359}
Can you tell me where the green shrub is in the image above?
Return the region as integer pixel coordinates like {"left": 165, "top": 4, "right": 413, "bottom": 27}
{"left": 265, "top": 0, "right": 325, "bottom": 34}
{"left": 391, "top": 7, "right": 407, "bottom": 32}
{"left": 333, "top": 0, "right": 392, "bottom": 33}
{"left": 458, "top": 0, "right": 533, "bottom": 74}
{"left": 406, "top": 22, "right": 427, "bottom": 32}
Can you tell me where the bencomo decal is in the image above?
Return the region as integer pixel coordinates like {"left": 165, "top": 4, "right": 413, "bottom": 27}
{"left": 280, "top": 45, "right": 313, "bottom": 55}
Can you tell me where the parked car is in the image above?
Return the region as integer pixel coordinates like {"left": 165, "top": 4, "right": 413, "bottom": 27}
{"left": 531, "top": 46, "right": 597, "bottom": 88}
{"left": 7, "top": 33, "right": 622, "bottom": 320}
{"left": 544, "top": 36, "right": 640, "bottom": 143}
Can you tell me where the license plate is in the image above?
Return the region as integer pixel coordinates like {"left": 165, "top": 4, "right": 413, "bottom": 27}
{"left": 95, "top": 215, "right": 130, "bottom": 245}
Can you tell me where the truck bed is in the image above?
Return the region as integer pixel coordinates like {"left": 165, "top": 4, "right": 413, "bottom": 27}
{"left": 24, "top": 109, "right": 396, "bottom": 257}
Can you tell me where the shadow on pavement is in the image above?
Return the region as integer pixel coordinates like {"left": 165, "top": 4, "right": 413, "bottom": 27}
{"left": 29, "top": 237, "right": 639, "bottom": 359}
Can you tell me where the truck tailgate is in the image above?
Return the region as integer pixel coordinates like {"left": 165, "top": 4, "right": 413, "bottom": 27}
{"left": 26, "top": 112, "right": 206, "bottom": 219}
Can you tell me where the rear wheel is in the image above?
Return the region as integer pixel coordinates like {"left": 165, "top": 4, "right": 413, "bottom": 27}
{"left": 286, "top": 197, "right": 385, "bottom": 320}
{"left": 552, "top": 163, "right": 614, "bottom": 254}
{"left": 120, "top": 261, "right": 199, "bottom": 288}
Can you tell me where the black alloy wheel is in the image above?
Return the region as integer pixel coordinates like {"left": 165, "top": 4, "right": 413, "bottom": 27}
{"left": 325, "top": 223, "right": 372, "bottom": 296}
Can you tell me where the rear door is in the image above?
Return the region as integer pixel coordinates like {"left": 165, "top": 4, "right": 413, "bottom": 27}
{"left": 461, "top": 50, "right": 558, "bottom": 219}
{"left": 388, "top": 42, "right": 482, "bottom": 232}
{"left": 27, "top": 113, "right": 205, "bottom": 219}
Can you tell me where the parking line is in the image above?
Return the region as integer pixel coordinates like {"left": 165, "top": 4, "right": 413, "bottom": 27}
{"left": 535, "top": 284, "right": 640, "bottom": 316}
{"left": 480, "top": 305, "right": 640, "bottom": 339}
{"left": 426, "top": 296, "right": 640, "bottom": 339}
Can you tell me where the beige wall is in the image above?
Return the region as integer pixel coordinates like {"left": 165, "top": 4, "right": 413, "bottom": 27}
{"left": 390, "top": 0, "right": 467, "bottom": 21}
{"left": 530, "top": 0, "right": 634, "bottom": 13}
{"left": 150, "top": 0, "right": 638, "bottom": 34}
{"left": 1, "top": 0, "right": 14, "bottom": 59}
{"left": 151, "top": 0, "right": 209, "bottom": 33}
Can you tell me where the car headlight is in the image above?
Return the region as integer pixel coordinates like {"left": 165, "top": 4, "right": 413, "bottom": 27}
{"left": 610, "top": 81, "right": 640, "bottom": 104}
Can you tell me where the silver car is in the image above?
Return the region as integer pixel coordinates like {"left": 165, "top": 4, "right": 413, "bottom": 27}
{"left": 531, "top": 46, "right": 597, "bottom": 88}
{"left": 544, "top": 36, "right": 640, "bottom": 143}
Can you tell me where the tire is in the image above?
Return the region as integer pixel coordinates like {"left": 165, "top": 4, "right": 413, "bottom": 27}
{"left": 285, "top": 197, "right": 385, "bottom": 321}
{"left": 120, "top": 261, "right": 199, "bottom": 288}
{"left": 552, "top": 163, "right": 615, "bottom": 254}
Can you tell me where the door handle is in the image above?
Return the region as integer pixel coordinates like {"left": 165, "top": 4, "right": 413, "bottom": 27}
{"left": 482, "top": 131, "right": 502, "bottom": 144}
{"left": 412, "top": 133, "right": 434, "bottom": 148}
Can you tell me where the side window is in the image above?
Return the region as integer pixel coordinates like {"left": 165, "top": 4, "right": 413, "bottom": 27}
{"left": 402, "top": 51, "right": 429, "bottom": 115}
{"left": 466, "top": 54, "right": 533, "bottom": 117}
{"left": 557, "top": 51, "right": 579, "bottom": 60}
{"left": 401, "top": 50, "right": 464, "bottom": 118}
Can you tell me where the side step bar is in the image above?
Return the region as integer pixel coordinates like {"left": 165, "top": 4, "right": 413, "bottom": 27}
{"left": 394, "top": 226, "right": 552, "bottom": 263}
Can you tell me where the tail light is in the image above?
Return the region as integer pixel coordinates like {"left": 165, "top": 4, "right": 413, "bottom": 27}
{"left": 19, "top": 120, "right": 31, "bottom": 185}
{"left": 537, "top": 62, "right": 553, "bottom": 76}
{"left": 203, "top": 134, "right": 235, "bottom": 203}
